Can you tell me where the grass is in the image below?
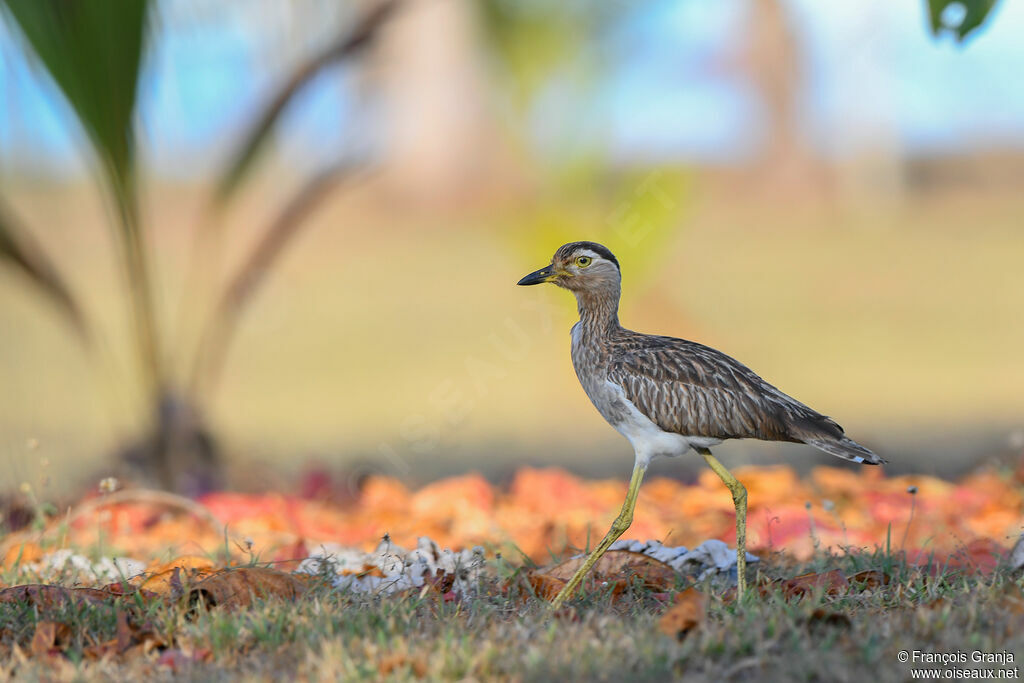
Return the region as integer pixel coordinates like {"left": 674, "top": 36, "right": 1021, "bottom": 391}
{"left": 2, "top": 548, "right": 1022, "bottom": 681}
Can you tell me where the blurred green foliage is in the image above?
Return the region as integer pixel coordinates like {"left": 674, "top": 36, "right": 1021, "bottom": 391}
{"left": 927, "top": 0, "right": 999, "bottom": 41}
{"left": 0, "top": 0, "right": 158, "bottom": 396}
{"left": 2, "top": 0, "right": 146, "bottom": 195}
{"left": 0, "top": 1, "right": 394, "bottom": 490}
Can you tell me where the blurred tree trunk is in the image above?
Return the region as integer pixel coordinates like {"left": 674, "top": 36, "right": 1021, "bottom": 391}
{"left": 370, "top": 0, "right": 499, "bottom": 205}
{"left": 121, "top": 393, "right": 223, "bottom": 496}
{"left": 742, "top": 0, "right": 827, "bottom": 198}
{"left": 741, "top": 0, "right": 906, "bottom": 202}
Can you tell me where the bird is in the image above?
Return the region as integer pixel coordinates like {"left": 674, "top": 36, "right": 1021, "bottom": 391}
{"left": 517, "top": 241, "right": 884, "bottom": 607}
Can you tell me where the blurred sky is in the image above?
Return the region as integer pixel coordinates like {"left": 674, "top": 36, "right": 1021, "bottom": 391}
{"left": 2, "top": 0, "right": 1024, "bottom": 175}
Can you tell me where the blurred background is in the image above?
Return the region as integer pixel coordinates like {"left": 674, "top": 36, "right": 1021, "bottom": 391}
{"left": 1, "top": 0, "right": 1022, "bottom": 498}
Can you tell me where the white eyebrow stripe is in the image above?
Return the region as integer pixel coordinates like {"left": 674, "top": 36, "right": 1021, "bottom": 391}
{"left": 578, "top": 249, "right": 603, "bottom": 260}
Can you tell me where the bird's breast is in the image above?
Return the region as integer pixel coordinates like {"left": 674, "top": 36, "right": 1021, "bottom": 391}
{"left": 569, "top": 324, "right": 720, "bottom": 462}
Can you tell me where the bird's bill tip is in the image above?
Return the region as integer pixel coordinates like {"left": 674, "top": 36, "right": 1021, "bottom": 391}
{"left": 517, "top": 266, "right": 557, "bottom": 286}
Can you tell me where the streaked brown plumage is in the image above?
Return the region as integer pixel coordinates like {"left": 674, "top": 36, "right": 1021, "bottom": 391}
{"left": 518, "top": 240, "right": 884, "bottom": 606}
{"left": 605, "top": 333, "right": 880, "bottom": 463}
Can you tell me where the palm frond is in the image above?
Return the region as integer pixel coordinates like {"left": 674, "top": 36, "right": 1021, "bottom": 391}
{"left": 192, "top": 163, "right": 360, "bottom": 394}
{"left": 927, "top": 0, "right": 999, "bottom": 41}
{"left": 0, "top": 199, "right": 91, "bottom": 343}
{"left": 2, "top": 0, "right": 161, "bottom": 392}
{"left": 211, "top": 0, "right": 399, "bottom": 208}
{"left": 1, "top": 0, "right": 148, "bottom": 196}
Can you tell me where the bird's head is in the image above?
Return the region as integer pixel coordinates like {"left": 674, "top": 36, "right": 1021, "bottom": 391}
{"left": 517, "top": 241, "right": 621, "bottom": 293}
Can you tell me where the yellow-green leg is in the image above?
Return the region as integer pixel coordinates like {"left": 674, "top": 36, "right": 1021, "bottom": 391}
{"left": 550, "top": 460, "right": 648, "bottom": 609}
{"left": 696, "top": 446, "right": 748, "bottom": 599}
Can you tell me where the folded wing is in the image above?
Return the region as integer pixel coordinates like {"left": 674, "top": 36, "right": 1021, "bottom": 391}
{"left": 606, "top": 334, "right": 883, "bottom": 465}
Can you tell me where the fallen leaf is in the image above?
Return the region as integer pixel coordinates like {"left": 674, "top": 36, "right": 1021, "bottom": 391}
{"left": 115, "top": 611, "right": 133, "bottom": 654}
{"left": 523, "top": 572, "right": 567, "bottom": 601}
{"left": 0, "top": 584, "right": 124, "bottom": 608}
{"left": 81, "top": 610, "right": 167, "bottom": 661}
{"left": 98, "top": 581, "right": 157, "bottom": 599}
{"left": 658, "top": 588, "right": 707, "bottom": 640}
{"left": 135, "top": 555, "right": 218, "bottom": 597}
{"left": 779, "top": 570, "right": 849, "bottom": 599}
{"left": 720, "top": 575, "right": 778, "bottom": 603}
{"left": 30, "top": 621, "right": 70, "bottom": 658}
{"left": 849, "top": 569, "right": 890, "bottom": 591}
{"left": 543, "top": 551, "right": 677, "bottom": 592}
{"left": 189, "top": 567, "right": 307, "bottom": 610}
{"left": 1, "top": 541, "right": 43, "bottom": 570}
{"left": 143, "top": 554, "right": 217, "bottom": 575}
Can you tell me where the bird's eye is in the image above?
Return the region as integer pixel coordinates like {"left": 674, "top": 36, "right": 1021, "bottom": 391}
{"left": 575, "top": 256, "right": 592, "bottom": 268}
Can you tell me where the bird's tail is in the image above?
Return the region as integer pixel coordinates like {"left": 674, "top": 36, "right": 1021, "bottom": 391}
{"left": 803, "top": 436, "right": 886, "bottom": 465}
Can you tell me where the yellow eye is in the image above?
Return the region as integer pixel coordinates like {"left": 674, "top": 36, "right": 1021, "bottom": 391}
{"left": 575, "top": 256, "right": 592, "bottom": 268}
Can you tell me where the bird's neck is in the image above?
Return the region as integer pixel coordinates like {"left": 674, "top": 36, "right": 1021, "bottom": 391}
{"left": 575, "top": 288, "right": 621, "bottom": 336}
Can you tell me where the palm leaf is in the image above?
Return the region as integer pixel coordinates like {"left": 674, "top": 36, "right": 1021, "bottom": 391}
{"left": 2, "top": 0, "right": 162, "bottom": 391}
{"left": 192, "top": 163, "right": 359, "bottom": 394}
{"left": 1, "top": 0, "right": 148, "bottom": 195}
{"left": 0, "top": 199, "right": 91, "bottom": 343}
{"left": 211, "top": 0, "right": 399, "bottom": 208}
{"left": 927, "top": 0, "right": 999, "bottom": 41}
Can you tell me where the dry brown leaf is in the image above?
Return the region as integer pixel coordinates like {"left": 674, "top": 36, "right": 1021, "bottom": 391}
{"left": 378, "top": 652, "right": 429, "bottom": 678}
{"left": 116, "top": 611, "right": 133, "bottom": 654}
{"left": 30, "top": 621, "right": 70, "bottom": 658}
{"left": 1, "top": 542, "right": 43, "bottom": 570}
{"left": 97, "top": 581, "right": 160, "bottom": 603}
{"left": 779, "top": 569, "right": 849, "bottom": 599}
{"left": 523, "top": 572, "right": 567, "bottom": 601}
{"left": 543, "top": 551, "right": 677, "bottom": 592}
{"left": 139, "top": 566, "right": 218, "bottom": 598}
{"left": 189, "top": 567, "right": 307, "bottom": 610}
{"left": 143, "top": 554, "right": 217, "bottom": 575}
{"left": 849, "top": 569, "right": 890, "bottom": 591}
{"left": 0, "top": 584, "right": 123, "bottom": 608}
{"left": 658, "top": 588, "right": 707, "bottom": 640}
{"left": 134, "top": 555, "right": 218, "bottom": 597}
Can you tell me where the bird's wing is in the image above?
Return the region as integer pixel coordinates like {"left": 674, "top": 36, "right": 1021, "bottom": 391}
{"left": 606, "top": 334, "right": 842, "bottom": 443}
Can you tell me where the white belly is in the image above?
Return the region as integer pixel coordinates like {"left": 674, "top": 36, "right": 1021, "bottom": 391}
{"left": 599, "top": 379, "right": 721, "bottom": 466}
{"left": 570, "top": 322, "right": 721, "bottom": 465}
